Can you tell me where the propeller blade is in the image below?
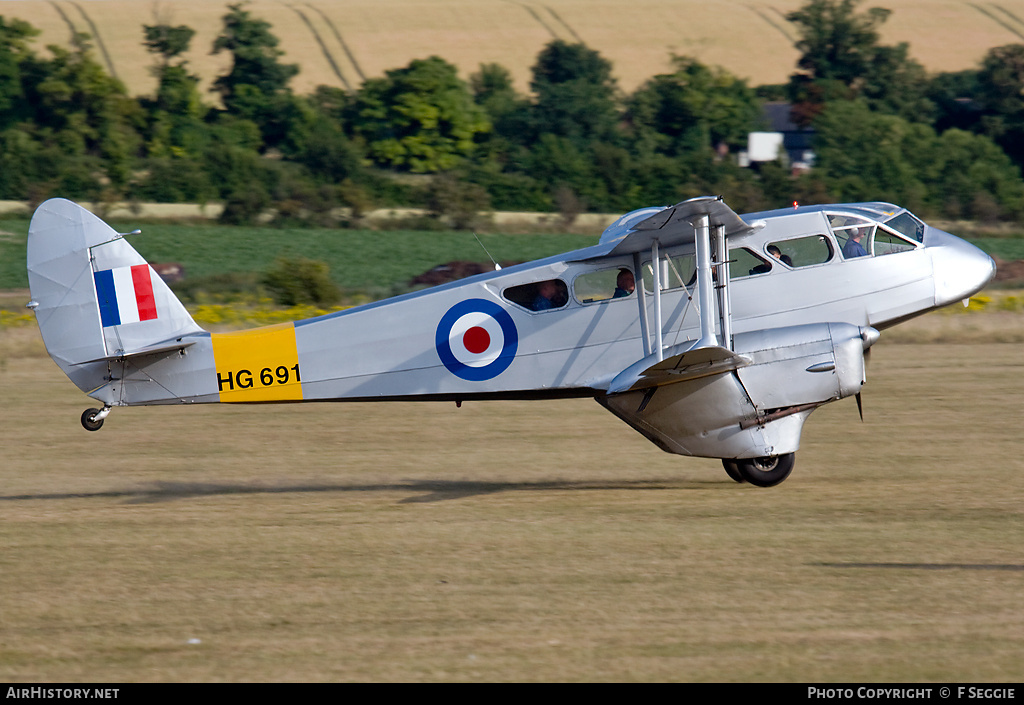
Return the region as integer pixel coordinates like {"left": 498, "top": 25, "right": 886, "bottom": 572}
{"left": 856, "top": 392, "right": 864, "bottom": 422}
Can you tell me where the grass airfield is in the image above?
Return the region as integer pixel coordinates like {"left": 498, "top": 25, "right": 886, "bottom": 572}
{"left": 1, "top": 323, "right": 1023, "bottom": 681}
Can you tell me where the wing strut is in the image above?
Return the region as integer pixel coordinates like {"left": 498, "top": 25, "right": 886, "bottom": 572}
{"left": 632, "top": 250, "right": 652, "bottom": 358}
{"left": 651, "top": 238, "right": 664, "bottom": 361}
{"left": 693, "top": 215, "right": 719, "bottom": 350}
{"left": 713, "top": 223, "right": 733, "bottom": 350}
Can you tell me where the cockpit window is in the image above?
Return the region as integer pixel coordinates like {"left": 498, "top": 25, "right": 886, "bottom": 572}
{"left": 574, "top": 268, "right": 635, "bottom": 303}
{"left": 884, "top": 212, "right": 925, "bottom": 243}
{"left": 873, "top": 229, "right": 917, "bottom": 256}
{"left": 829, "top": 210, "right": 922, "bottom": 259}
{"left": 503, "top": 279, "right": 568, "bottom": 312}
{"left": 830, "top": 215, "right": 875, "bottom": 259}
{"left": 765, "top": 236, "right": 833, "bottom": 268}
{"left": 840, "top": 226, "right": 873, "bottom": 259}
{"left": 829, "top": 214, "right": 873, "bottom": 230}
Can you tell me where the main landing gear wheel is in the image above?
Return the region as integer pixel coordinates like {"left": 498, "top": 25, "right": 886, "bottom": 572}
{"left": 722, "top": 459, "right": 745, "bottom": 483}
{"left": 81, "top": 407, "right": 110, "bottom": 432}
{"left": 734, "top": 453, "right": 795, "bottom": 487}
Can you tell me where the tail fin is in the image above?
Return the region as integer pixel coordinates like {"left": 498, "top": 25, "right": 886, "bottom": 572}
{"left": 27, "top": 199, "right": 204, "bottom": 394}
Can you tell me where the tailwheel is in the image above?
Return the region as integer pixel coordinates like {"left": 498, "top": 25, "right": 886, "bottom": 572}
{"left": 81, "top": 406, "right": 110, "bottom": 432}
{"left": 722, "top": 459, "right": 745, "bottom": 483}
{"left": 735, "top": 453, "right": 795, "bottom": 487}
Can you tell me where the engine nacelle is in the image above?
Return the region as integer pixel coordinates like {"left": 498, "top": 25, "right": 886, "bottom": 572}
{"left": 733, "top": 322, "right": 877, "bottom": 412}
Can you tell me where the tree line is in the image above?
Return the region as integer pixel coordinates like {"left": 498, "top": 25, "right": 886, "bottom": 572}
{"left": 2, "top": 0, "right": 1024, "bottom": 226}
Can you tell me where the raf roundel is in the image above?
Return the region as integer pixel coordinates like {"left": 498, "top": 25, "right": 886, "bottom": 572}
{"left": 435, "top": 299, "right": 518, "bottom": 381}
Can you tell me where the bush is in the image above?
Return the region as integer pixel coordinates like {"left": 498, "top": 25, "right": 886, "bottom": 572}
{"left": 425, "top": 173, "right": 492, "bottom": 230}
{"left": 220, "top": 183, "right": 272, "bottom": 225}
{"left": 261, "top": 256, "right": 341, "bottom": 306}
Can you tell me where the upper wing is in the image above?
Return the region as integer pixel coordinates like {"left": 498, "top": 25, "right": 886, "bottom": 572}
{"left": 578, "top": 196, "right": 762, "bottom": 261}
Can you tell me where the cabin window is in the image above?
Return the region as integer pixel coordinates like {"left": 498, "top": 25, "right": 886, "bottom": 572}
{"left": 872, "top": 229, "right": 917, "bottom": 256}
{"left": 641, "top": 254, "right": 696, "bottom": 291}
{"left": 730, "top": 248, "right": 773, "bottom": 278}
{"left": 503, "top": 279, "right": 569, "bottom": 312}
{"left": 765, "top": 236, "right": 834, "bottom": 268}
{"left": 574, "top": 268, "right": 635, "bottom": 303}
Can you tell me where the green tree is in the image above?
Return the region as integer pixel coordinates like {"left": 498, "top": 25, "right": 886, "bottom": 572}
{"left": 812, "top": 100, "right": 1024, "bottom": 219}
{"left": 200, "top": 118, "right": 271, "bottom": 217}
{"left": 23, "top": 32, "right": 143, "bottom": 195}
{"left": 929, "top": 128, "right": 1024, "bottom": 220}
{"left": 811, "top": 100, "right": 928, "bottom": 206}
{"left": 141, "top": 23, "right": 207, "bottom": 159}
{"left": 470, "top": 62, "right": 532, "bottom": 156}
{"left": 143, "top": 23, "right": 194, "bottom": 67}
{"left": 627, "top": 56, "right": 761, "bottom": 157}
{"left": 471, "top": 63, "right": 523, "bottom": 123}
{"left": 789, "top": 0, "right": 890, "bottom": 86}
{"left": 524, "top": 133, "right": 596, "bottom": 206}
{"left": 786, "top": 0, "right": 931, "bottom": 124}
{"left": 926, "top": 69, "right": 982, "bottom": 133}
{"left": 858, "top": 42, "right": 933, "bottom": 121}
{"left": 211, "top": 2, "right": 301, "bottom": 149}
{"left": 529, "top": 40, "right": 620, "bottom": 147}
{"left": 975, "top": 44, "right": 1024, "bottom": 169}
{"left": 346, "top": 56, "right": 490, "bottom": 173}
{"left": 0, "top": 16, "right": 39, "bottom": 126}
{"left": 291, "top": 111, "right": 361, "bottom": 183}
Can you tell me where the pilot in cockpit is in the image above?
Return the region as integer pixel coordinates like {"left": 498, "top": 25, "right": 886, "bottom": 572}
{"left": 843, "top": 228, "right": 869, "bottom": 258}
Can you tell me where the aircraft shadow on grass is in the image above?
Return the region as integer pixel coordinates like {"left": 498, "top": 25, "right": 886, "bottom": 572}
{"left": 0, "top": 477, "right": 729, "bottom": 505}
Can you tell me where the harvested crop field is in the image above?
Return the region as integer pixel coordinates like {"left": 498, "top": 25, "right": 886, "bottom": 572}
{"left": 5, "top": 0, "right": 1024, "bottom": 98}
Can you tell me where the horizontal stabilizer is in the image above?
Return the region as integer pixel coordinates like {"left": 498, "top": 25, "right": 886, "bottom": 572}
{"left": 73, "top": 338, "right": 197, "bottom": 365}
{"left": 606, "top": 343, "right": 752, "bottom": 395}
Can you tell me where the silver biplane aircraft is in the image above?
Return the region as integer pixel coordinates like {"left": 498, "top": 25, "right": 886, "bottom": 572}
{"left": 26, "top": 196, "right": 994, "bottom": 486}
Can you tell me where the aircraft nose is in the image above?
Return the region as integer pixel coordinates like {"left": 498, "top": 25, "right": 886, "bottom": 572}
{"left": 931, "top": 232, "right": 996, "bottom": 308}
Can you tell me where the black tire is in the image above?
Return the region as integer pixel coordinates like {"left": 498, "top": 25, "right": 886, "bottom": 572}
{"left": 81, "top": 408, "right": 104, "bottom": 432}
{"left": 722, "top": 459, "right": 745, "bottom": 483}
{"left": 735, "top": 453, "right": 795, "bottom": 487}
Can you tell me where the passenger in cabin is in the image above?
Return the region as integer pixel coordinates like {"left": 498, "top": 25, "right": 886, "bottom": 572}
{"left": 843, "top": 228, "right": 869, "bottom": 258}
{"left": 613, "top": 269, "right": 635, "bottom": 298}
{"left": 531, "top": 280, "right": 566, "bottom": 311}
{"left": 749, "top": 245, "right": 781, "bottom": 275}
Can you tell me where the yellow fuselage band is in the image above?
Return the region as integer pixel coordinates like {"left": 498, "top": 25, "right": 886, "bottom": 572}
{"left": 211, "top": 322, "right": 303, "bottom": 402}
